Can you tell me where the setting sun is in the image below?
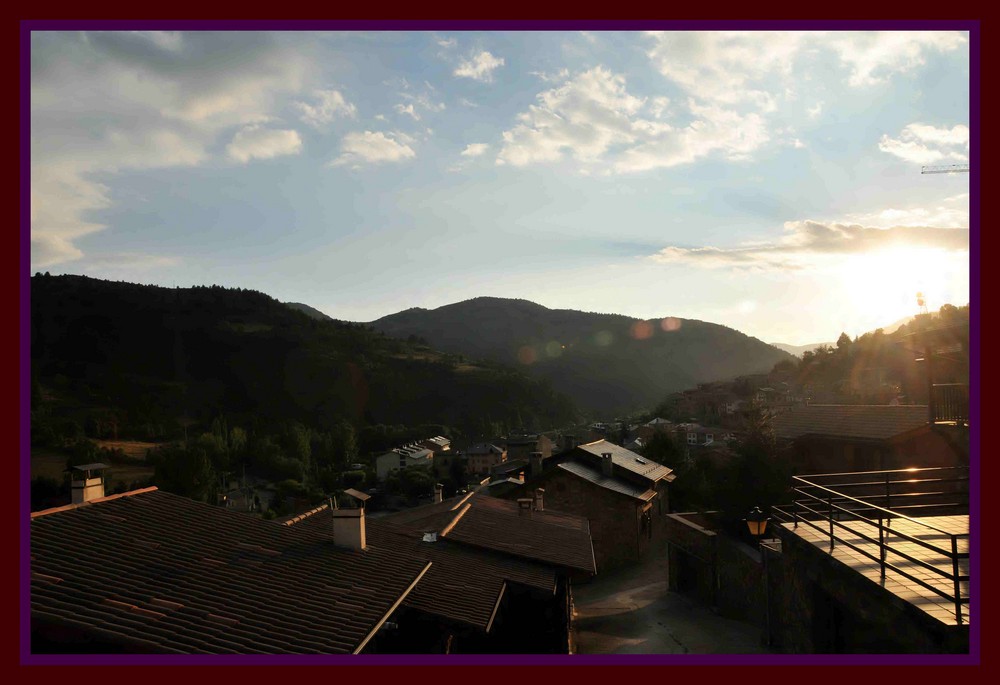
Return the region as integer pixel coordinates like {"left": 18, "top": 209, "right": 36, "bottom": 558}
{"left": 836, "top": 246, "right": 968, "bottom": 330}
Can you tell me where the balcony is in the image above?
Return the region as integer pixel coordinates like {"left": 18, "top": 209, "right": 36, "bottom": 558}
{"left": 772, "top": 467, "right": 970, "bottom": 626}
{"left": 931, "top": 383, "right": 969, "bottom": 425}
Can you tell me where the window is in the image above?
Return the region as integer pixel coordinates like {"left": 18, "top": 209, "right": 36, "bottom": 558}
{"left": 687, "top": 432, "right": 697, "bottom": 445}
{"left": 705, "top": 433, "right": 713, "bottom": 444}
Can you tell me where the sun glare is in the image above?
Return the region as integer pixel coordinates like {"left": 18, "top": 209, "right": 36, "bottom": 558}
{"left": 837, "top": 247, "right": 967, "bottom": 329}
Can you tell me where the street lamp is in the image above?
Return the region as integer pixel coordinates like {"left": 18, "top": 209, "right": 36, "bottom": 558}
{"left": 745, "top": 506, "right": 773, "bottom": 649}
{"left": 744, "top": 506, "right": 770, "bottom": 541}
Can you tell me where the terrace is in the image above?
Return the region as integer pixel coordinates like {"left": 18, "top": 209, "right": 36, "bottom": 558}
{"left": 772, "top": 466, "right": 970, "bottom": 626}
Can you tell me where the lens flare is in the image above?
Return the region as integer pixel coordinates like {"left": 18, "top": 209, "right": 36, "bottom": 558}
{"left": 594, "top": 330, "right": 614, "bottom": 347}
{"left": 660, "top": 317, "right": 681, "bottom": 332}
{"left": 545, "top": 341, "right": 563, "bottom": 358}
{"left": 630, "top": 320, "right": 654, "bottom": 340}
{"left": 517, "top": 345, "right": 537, "bottom": 364}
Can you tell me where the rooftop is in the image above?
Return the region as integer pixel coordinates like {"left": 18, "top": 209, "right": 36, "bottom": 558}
{"left": 31, "top": 488, "right": 430, "bottom": 654}
{"left": 556, "top": 461, "right": 657, "bottom": 502}
{"left": 770, "top": 404, "right": 930, "bottom": 441}
{"left": 380, "top": 493, "right": 596, "bottom": 574}
{"left": 576, "top": 440, "right": 675, "bottom": 482}
{"left": 288, "top": 506, "right": 557, "bottom": 632}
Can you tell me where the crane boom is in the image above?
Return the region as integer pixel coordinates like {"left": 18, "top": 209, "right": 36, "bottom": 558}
{"left": 921, "top": 164, "right": 970, "bottom": 174}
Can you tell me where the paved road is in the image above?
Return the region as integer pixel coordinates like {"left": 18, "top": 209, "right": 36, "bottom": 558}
{"left": 571, "top": 544, "right": 767, "bottom": 654}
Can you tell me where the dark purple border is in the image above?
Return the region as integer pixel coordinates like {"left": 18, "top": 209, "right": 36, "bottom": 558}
{"left": 20, "top": 19, "right": 981, "bottom": 667}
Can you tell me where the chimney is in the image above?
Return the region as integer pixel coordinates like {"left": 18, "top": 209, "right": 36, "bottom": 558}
{"left": 331, "top": 501, "right": 366, "bottom": 551}
{"left": 529, "top": 451, "right": 543, "bottom": 478}
{"left": 601, "top": 452, "right": 614, "bottom": 476}
{"left": 564, "top": 434, "right": 576, "bottom": 451}
{"left": 533, "top": 488, "right": 545, "bottom": 511}
{"left": 434, "top": 483, "right": 444, "bottom": 504}
{"left": 517, "top": 498, "right": 533, "bottom": 517}
{"left": 69, "top": 463, "right": 109, "bottom": 504}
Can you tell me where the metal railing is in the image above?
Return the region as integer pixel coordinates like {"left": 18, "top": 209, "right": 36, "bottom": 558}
{"left": 932, "top": 383, "right": 969, "bottom": 424}
{"left": 772, "top": 466, "right": 969, "bottom": 624}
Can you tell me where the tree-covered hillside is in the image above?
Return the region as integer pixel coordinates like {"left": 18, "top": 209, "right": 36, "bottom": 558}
{"left": 371, "top": 297, "right": 795, "bottom": 414}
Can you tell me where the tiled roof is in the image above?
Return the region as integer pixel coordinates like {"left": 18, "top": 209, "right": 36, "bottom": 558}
{"left": 31, "top": 489, "right": 430, "bottom": 654}
{"left": 289, "top": 512, "right": 556, "bottom": 632}
{"left": 556, "top": 462, "right": 657, "bottom": 502}
{"left": 576, "top": 440, "right": 674, "bottom": 482}
{"left": 442, "top": 495, "right": 596, "bottom": 574}
{"left": 379, "top": 494, "right": 595, "bottom": 574}
{"left": 770, "top": 405, "right": 929, "bottom": 441}
{"left": 424, "top": 436, "right": 451, "bottom": 447}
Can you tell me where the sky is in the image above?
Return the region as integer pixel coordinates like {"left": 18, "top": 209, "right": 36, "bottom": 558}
{"left": 29, "top": 29, "right": 972, "bottom": 346}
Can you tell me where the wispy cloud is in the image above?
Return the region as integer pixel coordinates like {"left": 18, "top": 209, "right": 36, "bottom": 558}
{"left": 461, "top": 143, "right": 490, "bottom": 157}
{"left": 293, "top": 89, "right": 357, "bottom": 128}
{"left": 649, "top": 220, "right": 969, "bottom": 270}
{"left": 454, "top": 50, "right": 505, "bottom": 82}
{"left": 497, "top": 67, "right": 768, "bottom": 173}
{"left": 30, "top": 31, "right": 308, "bottom": 270}
{"left": 329, "top": 130, "right": 416, "bottom": 168}
{"left": 227, "top": 125, "right": 303, "bottom": 163}
{"left": 879, "top": 123, "right": 969, "bottom": 164}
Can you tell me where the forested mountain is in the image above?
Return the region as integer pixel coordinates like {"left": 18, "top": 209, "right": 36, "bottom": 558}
{"left": 370, "top": 297, "right": 795, "bottom": 414}
{"left": 30, "top": 276, "right": 578, "bottom": 444}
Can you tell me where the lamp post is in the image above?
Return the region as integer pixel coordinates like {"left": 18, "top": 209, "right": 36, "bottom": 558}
{"left": 744, "top": 506, "right": 770, "bottom": 543}
{"left": 745, "top": 506, "right": 772, "bottom": 649}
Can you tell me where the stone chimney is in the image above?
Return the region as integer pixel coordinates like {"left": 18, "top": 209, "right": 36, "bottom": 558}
{"left": 517, "top": 498, "right": 533, "bottom": 517}
{"left": 563, "top": 434, "right": 576, "bottom": 452}
{"left": 533, "top": 488, "right": 545, "bottom": 511}
{"left": 69, "top": 463, "right": 109, "bottom": 504}
{"left": 331, "top": 504, "right": 366, "bottom": 551}
{"left": 434, "top": 483, "right": 444, "bottom": 504}
{"left": 601, "top": 452, "right": 614, "bottom": 476}
{"left": 529, "top": 451, "right": 544, "bottom": 478}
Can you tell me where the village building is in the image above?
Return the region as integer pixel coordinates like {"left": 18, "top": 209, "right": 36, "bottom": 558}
{"left": 375, "top": 443, "right": 434, "bottom": 482}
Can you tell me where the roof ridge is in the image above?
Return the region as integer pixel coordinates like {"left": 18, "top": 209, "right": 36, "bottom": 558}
{"left": 439, "top": 503, "right": 472, "bottom": 538}
{"left": 281, "top": 503, "right": 331, "bottom": 526}
{"left": 30, "top": 486, "right": 160, "bottom": 519}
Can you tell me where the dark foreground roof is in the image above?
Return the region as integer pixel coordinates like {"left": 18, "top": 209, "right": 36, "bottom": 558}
{"left": 381, "top": 493, "right": 596, "bottom": 574}
{"left": 289, "top": 506, "right": 557, "bottom": 632}
{"left": 31, "top": 488, "right": 430, "bottom": 654}
{"left": 771, "top": 404, "right": 929, "bottom": 441}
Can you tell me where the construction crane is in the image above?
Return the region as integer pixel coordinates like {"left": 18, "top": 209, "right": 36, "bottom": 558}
{"left": 920, "top": 163, "right": 970, "bottom": 174}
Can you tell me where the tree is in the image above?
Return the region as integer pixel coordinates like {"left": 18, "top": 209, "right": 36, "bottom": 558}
{"left": 836, "top": 332, "right": 852, "bottom": 352}
{"left": 714, "top": 406, "right": 793, "bottom": 535}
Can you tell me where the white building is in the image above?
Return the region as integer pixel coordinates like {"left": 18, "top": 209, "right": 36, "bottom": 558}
{"left": 375, "top": 443, "right": 434, "bottom": 481}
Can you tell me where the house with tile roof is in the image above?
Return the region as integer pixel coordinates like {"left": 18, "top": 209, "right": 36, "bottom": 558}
{"left": 30, "top": 488, "right": 431, "bottom": 654}
{"left": 770, "top": 404, "right": 964, "bottom": 473}
{"left": 285, "top": 491, "right": 593, "bottom": 653}
{"left": 31, "top": 484, "right": 595, "bottom": 655}
{"left": 498, "top": 439, "right": 677, "bottom": 573}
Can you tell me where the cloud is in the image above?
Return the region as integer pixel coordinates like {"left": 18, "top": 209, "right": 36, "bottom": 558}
{"left": 454, "top": 51, "right": 505, "bottom": 82}
{"left": 227, "top": 126, "right": 303, "bottom": 163}
{"left": 294, "top": 89, "right": 356, "bottom": 128}
{"left": 329, "top": 130, "right": 416, "bottom": 167}
{"left": 649, "top": 220, "right": 969, "bottom": 270}
{"left": 497, "top": 67, "right": 645, "bottom": 167}
{"left": 436, "top": 36, "right": 457, "bottom": 49}
{"left": 807, "top": 102, "right": 823, "bottom": 118}
{"left": 645, "top": 31, "right": 807, "bottom": 110}
{"left": 879, "top": 123, "right": 969, "bottom": 164}
{"left": 31, "top": 31, "right": 310, "bottom": 270}
{"left": 847, "top": 194, "right": 969, "bottom": 229}
{"left": 497, "top": 67, "right": 774, "bottom": 174}
{"left": 824, "top": 31, "right": 968, "bottom": 87}
{"left": 395, "top": 103, "right": 420, "bottom": 120}
{"left": 461, "top": 143, "right": 490, "bottom": 157}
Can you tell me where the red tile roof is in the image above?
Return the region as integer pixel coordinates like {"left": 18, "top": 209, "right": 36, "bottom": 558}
{"left": 31, "top": 488, "right": 430, "bottom": 654}
{"left": 379, "top": 493, "right": 596, "bottom": 574}
{"left": 771, "top": 404, "right": 930, "bottom": 441}
{"left": 288, "top": 510, "right": 557, "bottom": 632}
